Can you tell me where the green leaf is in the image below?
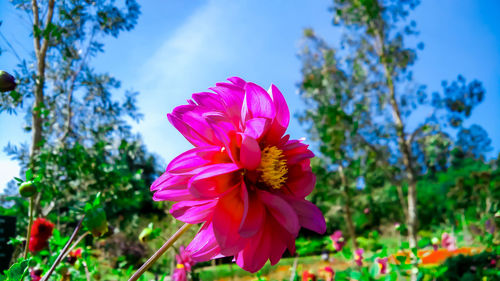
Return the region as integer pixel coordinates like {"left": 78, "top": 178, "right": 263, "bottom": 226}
{"left": 370, "top": 262, "right": 379, "bottom": 278}
{"left": 83, "top": 193, "right": 108, "bottom": 237}
{"left": 417, "top": 237, "right": 430, "bottom": 248}
{"left": 396, "top": 255, "right": 407, "bottom": 264}
{"left": 4, "top": 259, "right": 30, "bottom": 281}
{"left": 350, "top": 270, "right": 362, "bottom": 280}
{"left": 342, "top": 246, "right": 353, "bottom": 259}
{"left": 33, "top": 25, "right": 42, "bottom": 38}
{"left": 25, "top": 169, "right": 33, "bottom": 181}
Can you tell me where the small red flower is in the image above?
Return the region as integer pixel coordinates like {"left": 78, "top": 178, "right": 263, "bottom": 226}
{"left": 67, "top": 248, "right": 83, "bottom": 265}
{"left": 29, "top": 218, "right": 54, "bottom": 253}
{"left": 302, "top": 270, "right": 316, "bottom": 281}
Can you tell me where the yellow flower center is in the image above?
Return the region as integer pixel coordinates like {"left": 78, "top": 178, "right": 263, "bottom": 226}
{"left": 257, "top": 146, "right": 287, "bottom": 189}
{"left": 176, "top": 264, "right": 185, "bottom": 269}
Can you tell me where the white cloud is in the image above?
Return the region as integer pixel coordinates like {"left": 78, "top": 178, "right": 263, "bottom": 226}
{"left": 134, "top": 0, "right": 244, "bottom": 163}
{"left": 0, "top": 158, "right": 20, "bottom": 192}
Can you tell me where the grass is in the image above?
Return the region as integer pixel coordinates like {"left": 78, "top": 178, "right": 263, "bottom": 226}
{"left": 197, "top": 255, "right": 321, "bottom": 281}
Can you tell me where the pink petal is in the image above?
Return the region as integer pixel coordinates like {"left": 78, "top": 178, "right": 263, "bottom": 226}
{"left": 235, "top": 228, "right": 269, "bottom": 273}
{"left": 167, "top": 146, "right": 222, "bottom": 174}
{"left": 239, "top": 183, "right": 265, "bottom": 237}
{"left": 209, "top": 122, "right": 239, "bottom": 163}
{"left": 168, "top": 113, "right": 213, "bottom": 147}
{"left": 153, "top": 188, "right": 195, "bottom": 201}
{"left": 244, "top": 118, "right": 269, "bottom": 140}
{"left": 268, "top": 227, "right": 289, "bottom": 265}
{"left": 270, "top": 84, "right": 290, "bottom": 128}
{"left": 286, "top": 170, "right": 315, "bottom": 198}
{"left": 240, "top": 135, "right": 261, "bottom": 170}
{"left": 282, "top": 141, "right": 315, "bottom": 165}
{"left": 213, "top": 187, "right": 247, "bottom": 256}
{"left": 170, "top": 200, "right": 218, "bottom": 224}
{"left": 188, "top": 164, "right": 241, "bottom": 198}
{"left": 244, "top": 82, "right": 276, "bottom": 120}
{"left": 227, "top": 76, "right": 247, "bottom": 88}
{"left": 285, "top": 197, "right": 326, "bottom": 234}
{"left": 266, "top": 85, "right": 290, "bottom": 144}
{"left": 210, "top": 83, "right": 245, "bottom": 126}
{"left": 151, "top": 172, "right": 178, "bottom": 191}
{"left": 258, "top": 191, "right": 300, "bottom": 236}
{"left": 192, "top": 92, "right": 225, "bottom": 111}
{"left": 151, "top": 173, "right": 196, "bottom": 201}
{"left": 187, "top": 221, "right": 224, "bottom": 262}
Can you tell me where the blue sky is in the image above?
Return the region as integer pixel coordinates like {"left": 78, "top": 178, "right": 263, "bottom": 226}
{"left": 0, "top": 0, "right": 499, "bottom": 191}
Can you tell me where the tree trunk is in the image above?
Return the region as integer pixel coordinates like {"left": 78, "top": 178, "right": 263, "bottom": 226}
{"left": 30, "top": 0, "right": 55, "bottom": 157}
{"left": 338, "top": 164, "right": 358, "bottom": 249}
{"left": 374, "top": 29, "right": 419, "bottom": 281}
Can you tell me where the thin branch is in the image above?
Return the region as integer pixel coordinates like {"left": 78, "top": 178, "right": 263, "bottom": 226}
{"left": 62, "top": 231, "right": 90, "bottom": 258}
{"left": 23, "top": 197, "right": 35, "bottom": 259}
{"left": 128, "top": 223, "right": 193, "bottom": 281}
{"left": 82, "top": 261, "right": 91, "bottom": 281}
{"left": 61, "top": 30, "right": 96, "bottom": 143}
{"left": 0, "top": 31, "right": 23, "bottom": 62}
{"left": 41, "top": 216, "right": 85, "bottom": 281}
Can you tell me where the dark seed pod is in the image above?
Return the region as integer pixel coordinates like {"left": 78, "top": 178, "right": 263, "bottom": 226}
{"left": 0, "top": 70, "right": 17, "bottom": 92}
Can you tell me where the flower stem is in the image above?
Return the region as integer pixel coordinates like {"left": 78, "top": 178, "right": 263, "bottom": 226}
{"left": 41, "top": 216, "right": 84, "bottom": 281}
{"left": 128, "top": 223, "right": 192, "bottom": 281}
{"left": 23, "top": 196, "right": 34, "bottom": 259}
{"left": 62, "top": 231, "right": 89, "bottom": 258}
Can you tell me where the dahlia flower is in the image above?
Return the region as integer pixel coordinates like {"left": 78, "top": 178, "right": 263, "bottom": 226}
{"left": 29, "top": 218, "right": 54, "bottom": 253}
{"left": 151, "top": 77, "right": 326, "bottom": 272}
{"left": 377, "top": 257, "right": 388, "bottom": 274}
{"left": 172, "top": 246, "right": 195, "bottom": 281}
{"left": 354, "top": 248, "right": 364, "bottom": 266}
{"left": 330, "top": 230, "right": 345, "bottom": 251}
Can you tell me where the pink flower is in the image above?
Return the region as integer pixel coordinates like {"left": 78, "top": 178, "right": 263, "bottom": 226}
{"left": 320, "top": 266, "right": 334, "bottom": 281}
{"left": 330, "top": 230, "right": 345, "bottom": 251}
{"left": 171, "top": 265, "right": 187, "bottom": 281}
{"left": 354, "top": 248, "right": 364, "bottom": 266}
{"left": 172, "top": 246, "right": 195, "bottom": 281}
{"left": 441, "top": 233, "right": 456, "bottom": 251}
{"left": 377, "top": 257, "right": 388, "bottom": 274}
{"left": 30, "top": 269, "right": 43, "bottom": 281}
{"left": 151, "top": 77, "right": 326, "bottom": 273}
